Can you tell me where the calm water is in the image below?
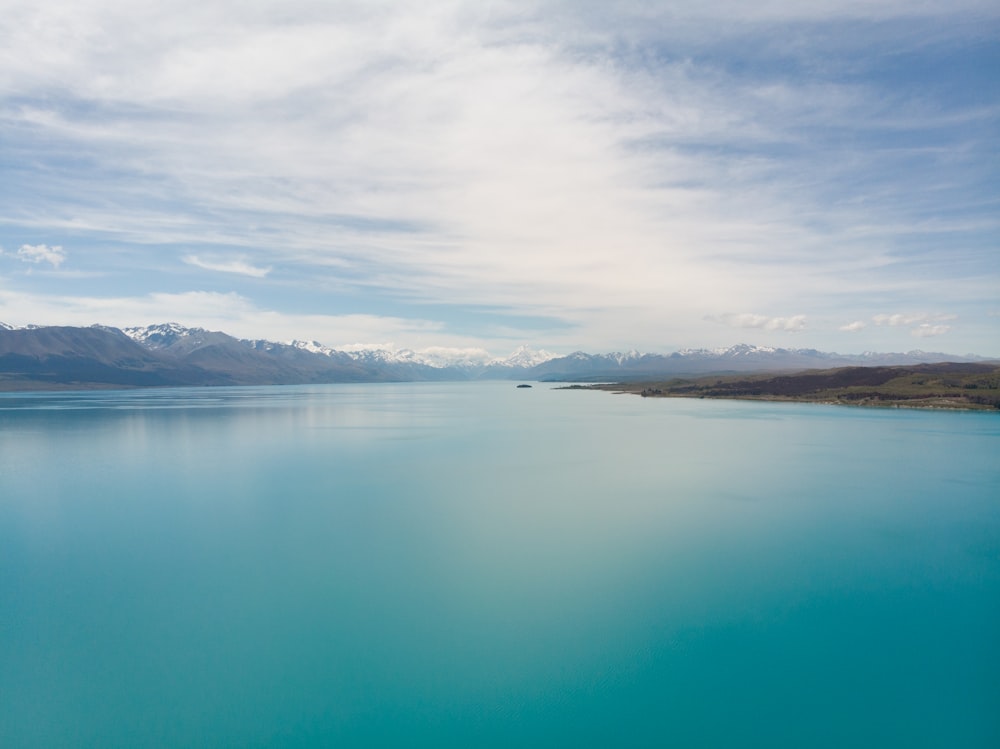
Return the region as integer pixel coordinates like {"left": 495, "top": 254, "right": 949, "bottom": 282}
{"left": 1, "top": 382, "right": 998, "bottom": 748}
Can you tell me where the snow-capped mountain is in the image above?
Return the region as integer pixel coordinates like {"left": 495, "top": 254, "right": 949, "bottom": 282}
{"left": 122, "top": 322, "right": 219, "bottom": 351}
{"left": 2, "top": 322, "right": 992, "bottom": 390}
{"left": 678, "top": 344, "right": 779, "bottom": 357}
{"left": 341, "top": 346, "right": 494, "bottom": 369}
{"left": 490, "top": 345, "right": 558, "bottom": 368}
{"left": 287, "top": 339, "right": 338, "bottom": 357}
{"left": 289, "top": 340, "right": 558, "bottom": 370}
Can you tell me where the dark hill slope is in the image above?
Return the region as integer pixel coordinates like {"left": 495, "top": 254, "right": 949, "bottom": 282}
{"left": 0, "top": 326, "right": 214, "bottom": 389}
{"left": 141, "top": 329, "right": 370, "bottom": 385}
{"left": 0, "top": 325, "right": 434, "bottom": 389}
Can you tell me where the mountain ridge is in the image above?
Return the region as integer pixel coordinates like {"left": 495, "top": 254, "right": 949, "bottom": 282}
{"left": 0, "top": 322, "right": 991, "bottom": 391}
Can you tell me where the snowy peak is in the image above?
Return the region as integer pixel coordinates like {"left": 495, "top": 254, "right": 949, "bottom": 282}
{"left": 609, "top": 350, "right": 643, "bottom": 365}
{"left": 402, "top": 347, "right": 495, "bottom": 368}
{"left": 491, "top": 345, "right": 558, "bottom": 368}
{"left": 344, "top": 348, "right": 428, "bottom": 366}
{"left": 9, "top": 323, "right": 989, "bottom": 385}
{"left": 333, "top": 344, "right": 557, "bottom": 369}
{"left": 343, "top": 346, "right": 493, "bottom": 369}
{"left": 123, "top": 322, "right": 210, "bottom": 350}
{"left": 288, "top": 339, "right": 338, "bottom": 357}
{"left": 676, "top": 343, "right": 782, "bottom": 358}
{"left": 723, "top": 343, "right": 777, "bottom": 357}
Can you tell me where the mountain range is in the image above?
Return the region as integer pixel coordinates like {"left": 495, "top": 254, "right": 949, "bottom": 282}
{"left": 0, "top": 322, "right": 990, "bottom": 391}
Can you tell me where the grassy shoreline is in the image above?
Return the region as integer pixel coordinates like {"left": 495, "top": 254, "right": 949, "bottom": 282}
{"left": 565, "top": 362, "right": 1000, "bottom": 411}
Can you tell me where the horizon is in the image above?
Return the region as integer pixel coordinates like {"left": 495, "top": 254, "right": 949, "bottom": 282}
{"left": 1, "top": 2, "right": 998, "bottom": 356}
{"left": 1, "top": 319, "right": 994, "bottom": 362}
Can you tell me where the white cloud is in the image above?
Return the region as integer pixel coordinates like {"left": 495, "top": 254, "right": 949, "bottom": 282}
{"left": 871, "top": 312, "right": 957, "bottom": 340}
{"left": 16, "top": 244, "right": 66, "bottom": 268}
{"left": 840, "top": 321, "right": 867, "bottom": 332}
{"left": 912, "top": 324, "right": 951, "bottom": 338}
{"left": 873, "top": 313, "right": 929, "bottom": 327}
{"left": 0, "top": 3, "right": 947, "bottom": 306}
{"left": 0, "top": 2, "right": 996, "bottom": 353}
{"left": 872, "top": 312, "right": 956, "bottom": 327}
{"left": 711, "top": 313, "right": 807, "bottom": 332}
{"left": 183, "top": 255, "right": 271, "bottom": 278}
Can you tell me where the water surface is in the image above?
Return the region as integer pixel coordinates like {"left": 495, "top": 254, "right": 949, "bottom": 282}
{"left": 1, "top": 383, "right": 998, "bottom": 747}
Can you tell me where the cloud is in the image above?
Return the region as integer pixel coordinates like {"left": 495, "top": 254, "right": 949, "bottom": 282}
{"left": 0, "top": 288, "right": 462, "bottom": 351}
{"left": 711, "top": 313, "right": 807, "bottom": 332}
{"left": 912, "top": 324, "right": 951, "bottom": 338}
{"left": 873, "top": 313, "right": 929, "bottom": 327}
{"left": 840, "top": 321, "right": 867, "bottom": 332}
{"left": 0, "top": 2, "right": 996, "bottom": 353}
{"left": 183, "top": 255, "right": 271, "bottom": 278}
{"left": 16, "top": 244, "right": 66, "bottom": 268}
{"left": 872, "top": 312, "right": 956, "bottom": 327}
{"left": 871, "top": 312, "right": 957, "bottom": 339}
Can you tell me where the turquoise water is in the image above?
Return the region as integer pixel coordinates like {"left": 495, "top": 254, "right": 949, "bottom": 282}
{"left": 1, "top": 382, "right": 998, "bottom": 748}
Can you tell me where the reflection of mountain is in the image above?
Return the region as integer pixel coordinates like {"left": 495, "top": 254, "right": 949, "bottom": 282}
{"left": 0, "top": 322, "right": 989, "bottom": 391}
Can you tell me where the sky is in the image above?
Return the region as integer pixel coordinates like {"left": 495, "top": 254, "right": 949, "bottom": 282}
{"left": 1, "top": 0, "right": 997, "bottom": 356}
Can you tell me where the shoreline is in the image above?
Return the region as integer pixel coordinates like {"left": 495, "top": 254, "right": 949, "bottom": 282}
{"left": 563, "top": 362, "right": 1000, "bottom": 412}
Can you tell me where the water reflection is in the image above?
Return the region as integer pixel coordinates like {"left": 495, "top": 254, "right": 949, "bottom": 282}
{"left": 1, "top": 382, "right": 998, "bottom": 748}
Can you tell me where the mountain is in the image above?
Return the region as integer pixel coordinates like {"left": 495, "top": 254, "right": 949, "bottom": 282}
{"left": 302, "top": 341, "right": 557, "bottom": 371}
{"left": 0, "top": 325, "right": 212, "bottom": 389}
{"left": 0, "top": 322, "right": 990, "bottom": 391}
{"left": 122, "top": 324, "right": 377, "bottom": 384}
{"left": 521, "top": 344, "right": 988, "bottom": 381}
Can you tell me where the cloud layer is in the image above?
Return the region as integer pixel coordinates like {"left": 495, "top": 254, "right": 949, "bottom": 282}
{"left": 0, "top": 1, "right": 997, "bottom": 354}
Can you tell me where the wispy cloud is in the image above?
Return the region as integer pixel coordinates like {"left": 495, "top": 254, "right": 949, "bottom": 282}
{"left": 710, "top": 313, "right": 807, "bottom": 332}
{"left": 912, "top": 324, "right": 952, "bottom": 338}
{"left": 873, "top": 313, "right": 931, "bottom": 327}
{"left": 840, "top": 321, "right": 867, "bottom": 332}
{"left": 872, "top": 313, "right": 956, "bottom": 327}
{"left": 871, "top": 312, "right": 956, "bottom": 340}
{"left": 183, "top": 255, "right": 272, "bottom": 278}
{"left": 0, "top": 1, "right": 997, "bottom": 353}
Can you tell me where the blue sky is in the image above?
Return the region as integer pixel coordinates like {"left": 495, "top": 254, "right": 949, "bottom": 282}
{"left": 1, "top": 0, "right": 997, "bottom": 356}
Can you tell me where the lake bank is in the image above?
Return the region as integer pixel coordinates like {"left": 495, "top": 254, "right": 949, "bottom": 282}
{"left": 568, "top": 361, "right": 1000, "bottom": 411}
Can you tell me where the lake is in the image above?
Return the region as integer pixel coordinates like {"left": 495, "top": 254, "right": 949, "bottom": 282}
{"left": 1, "top": 382, "right": 998, "bottom": 747}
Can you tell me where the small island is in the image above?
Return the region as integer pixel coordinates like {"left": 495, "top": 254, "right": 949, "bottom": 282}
{"left": 570, "top": 362, "right": 1000, "bottom": 411}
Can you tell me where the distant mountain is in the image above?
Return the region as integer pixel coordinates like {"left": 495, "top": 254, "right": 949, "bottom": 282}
{"left": 0, "top": 322, "right": 990, "bottom": 391}
{"left": 293, "top": 340, "right": 558, "bottom": 370}
{"left": 520, "top": 344, "right": 988, "bottom": 381}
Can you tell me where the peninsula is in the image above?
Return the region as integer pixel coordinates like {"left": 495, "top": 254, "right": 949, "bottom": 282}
{"left": 578, "top": 362, "right": 1000, "bottom": 411}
